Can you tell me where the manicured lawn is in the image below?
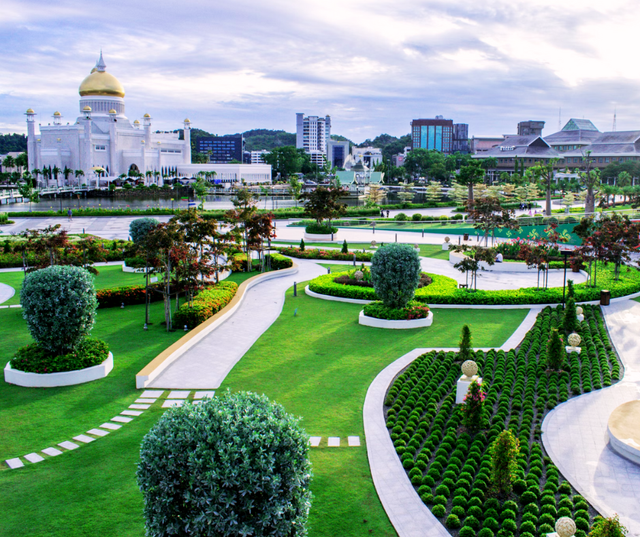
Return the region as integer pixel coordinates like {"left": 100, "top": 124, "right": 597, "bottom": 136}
{"left": 0, "top": 278, "right": 527, "bottom": 536}
{"left": 0, "top": 265, "right": 145, "bottom": 306}
{"left": 220, "top": 290, "right": 528, "bottom": 536}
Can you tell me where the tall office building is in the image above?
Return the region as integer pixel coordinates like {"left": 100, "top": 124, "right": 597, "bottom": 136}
{"left": 410, "top": 116, "right": 469, "bottom": 154}
{"left": 296, "top": 112, "right": 331, "bottom": 165}
{"left": 327, "top": 139, "right": 350, "bottom": 168}
{"left": 196, "top": 135, "right": 245, "bottom": 163}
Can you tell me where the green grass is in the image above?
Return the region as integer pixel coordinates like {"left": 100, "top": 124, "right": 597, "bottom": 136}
{"left": 219, "top": 290, "right": 528, "bottom": 536}
{"left": 0, "top": 265, "right": 145, "bottom": 305}
{"left": 0, "top": 280, "right": 528, "bottom": 536}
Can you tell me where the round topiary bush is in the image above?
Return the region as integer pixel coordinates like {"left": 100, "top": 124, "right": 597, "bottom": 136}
{"left": 446, "top": 514, "right": 462, "bottom": 529}
{"left": 137, "top": 391, "right": 312, "bottom": 536}
{"left": 459, "top": 526, "right": 476, "bottom": 537}
{"left": 129, "top": 217, "right": 159, "bottom": 244}
{"left": 432, "top": 504, "right": 446, "bottom": 517}
{"left": 370, "top": 243, "right": 421, "bottom": 309}
{"left": 21, "top": 265, "right": 98, "bottom": 355}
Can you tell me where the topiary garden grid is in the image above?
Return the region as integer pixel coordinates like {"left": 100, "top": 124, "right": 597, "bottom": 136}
{"left": 384, "top": 304, "right": 620, "bottom": 537}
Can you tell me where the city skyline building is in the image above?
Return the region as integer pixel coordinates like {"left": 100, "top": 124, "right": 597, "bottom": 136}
{"left": 410, "top": 116, "right": 469, "bottom": 154}
{"left": 196, "top": 134, "right": 244, "bottom": 163}
{"left": 296, "top": 112, "right": 331, "bottom": 166}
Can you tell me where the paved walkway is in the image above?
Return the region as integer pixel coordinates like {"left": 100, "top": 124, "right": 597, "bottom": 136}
{"left": 0, "top": 283, "right": 14, "bottom": 304}
{"left": 543, "top": 299, "right": 640, "bottom": 537}
{"left": 148, "top": 259, "right": 325, "bottom": 388}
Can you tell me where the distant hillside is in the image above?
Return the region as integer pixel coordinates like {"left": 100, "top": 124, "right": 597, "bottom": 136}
{"left": 356, "top": 133, "right": 411, "bottom": 160}
{"left": 0, "top": 133, "right": 27, "bottom": 154}
{"left": 242, "top": 129, "right": 295, "bottom": 151}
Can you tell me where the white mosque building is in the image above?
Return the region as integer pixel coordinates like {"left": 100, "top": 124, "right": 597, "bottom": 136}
{"left": 26, "top": 52, "right": 271, "bottom": 187}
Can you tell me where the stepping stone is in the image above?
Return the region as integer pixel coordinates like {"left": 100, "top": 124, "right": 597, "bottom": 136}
{"left": 327, "top": 437, "right": 340, "bottom": 447}
{"left": 58, "top": 441, "right": 79, "bottom": 450}
{"left": 140, "top": 390, "right": 164, "bottom": 398}
{"left": 168, "top": 390, "right": 190, "bottom": 399}
{"left": 309, "top": 436, "right": 321, "bottom": 447}
{"left": 194, "top": 391, "right": 215, "bottom": 399}
{"left": 129, "top": 404, "right": 150, "bottom": 410}
{"left": 162, "top": 400, "right": 184, "bottom": 408}
{"left": 135, "top": 398, "right": 156, "bottom": 404}
{"left": 88, "top": 428, "right": 109, "bottom": 437}
{"left": 6, "top": 458, "right": 24, "bottom": 469}
{"left": 24, "top": 453, "right": 44, "bottom": 463}
{"left": 73, "top": 435, "right": 95, "bottom": 444}
{"left": 121, "top": 410, "right": 142, "bottom": 416}
{"left": 348, "top": 436, "right": 361, "bottom": 447}
{"left": 111, "top": 416, "right": 133, "bottom": 423}
{"left": 100, "top": 422, "right": 122, "bottom": 430}
{"left": 42, "top": 447, "right": 63, "bottom": 457}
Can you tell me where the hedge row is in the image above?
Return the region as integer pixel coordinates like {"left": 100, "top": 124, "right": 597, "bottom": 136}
{"left": 386, "top": 305, "right": 616, "bottom": 537}
{"left": 96, "top": 284, "right": 155, "bottom": 308}
{"left": 308, "top": 263, "right": 640, "bottom": 305}
{"left": 231, "top": 253, "right": 293, "bottom": 272}
{"left": 277, "top": 247, "right": 374, "bottom": 262}
{"left": 173, "top": 281, "right": 238, "bottom": 329}
{"left": 11, "top": 337, "right": 110, "bottom": 374}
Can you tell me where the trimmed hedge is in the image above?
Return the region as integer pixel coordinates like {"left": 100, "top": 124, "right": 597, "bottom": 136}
{"left": 231, "top": 253, "right": 293, "bottom": 272}
{"left": 11, "top": 337, "right": 109, "bottom": 373}
{"left": 363, "top": 300, "right": 430, "bottom": 320}
{"left": 96, "top": 284, "right": 153, "bottom": 308}
{"left": 309, "top": 263, "right": 640, "bottom": 305}
{"left": 385, "top": 305, "right": 616, "bottom": 537}
{"left": 278, "top": 247, "right": 374, "bottom": 262}
{"left": 173, "top": 281, "right": 238, "bottom": 329}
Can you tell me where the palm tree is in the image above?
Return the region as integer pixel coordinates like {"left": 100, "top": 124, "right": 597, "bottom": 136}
{"left": 145, "top": 170, "right": 153, "bottom": 186}
{"left": 32, "top": 168, "right": 41, "bottom": 187}
{"left": 52, "top": 165, "right": 61, "bottom": 188}
{"left": 74, "top": 169, "right": 85, "bottom": 187}
{"left": 63, "top": 166, "right": 73, "bottom": 187}
{"left": 15, "top": 153, "right": 28, "bottom": 174}
{"left": 2, "top": 155, "right": 15, "bottom": 172}
{"left": 154, "top": 170, "right": 160, "bottom": 185}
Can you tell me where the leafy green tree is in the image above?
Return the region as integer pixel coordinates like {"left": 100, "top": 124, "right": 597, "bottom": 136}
{"left": 490, "top": 430, "right": 520, "bottom": 497}
{"left": 589, "top": 514, "right": 628, "bottom": 537}
{"left": 21, "top": 265, "right": 98, "bottom": 355}
{"left": 563, "top": 297, "right": 579, "bottom": 334}
{"left": 451, "top": 244, "right": 496, "bottom": 290}
{"left": 192, "top": 177, "right": 210, "bottom": 210}
{"left": 263, "top": 146, "right": 308, "bottom": 180}
{"left": 302, "top": 186, "right": 347, "bottom": 231}
{"left": 462, "top": 380, "right": 485, "bottom": 432}
{"left": 288, "top": 175, "right": 303, "bottom": 206}
{"left": 370, "top": 243, "right": 421, "bottom": 309}
{"left": 18, "top": 180, "right": 39, "bottom": 211}
{"left": 226, "top": 188, "right": 259, "bottom": 272}
{"left": 457, "top": 162, "right": 485, "bottom": 201}
{"left": 465, "top": 197, "right": 519, "bottom": 246}
{"left": 129, "top": 218, "right": 159, "bottom": 244}
{"left": 137, "top": 391, "right": 312, "bottom": 537}
{"left": 529, "top": 158, "right": 559, "bottom": 216}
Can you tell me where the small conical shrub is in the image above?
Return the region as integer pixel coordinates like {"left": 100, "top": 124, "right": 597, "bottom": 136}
{"left": 341, "top": 240, "right": 348, "bottom": 254}
{"left": 547, "top": 328, "right": 565, "bottom": 370}
{"left": 299, "top": 238, "right": 305, "bottom": 251}
{"left": 563, "top": 297, "right": 578, "bottom": 334}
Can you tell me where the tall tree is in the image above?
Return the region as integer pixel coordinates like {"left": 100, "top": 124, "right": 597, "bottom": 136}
{"left": 302, "top": 186, "right": 347, "bottom": 229}
{"left": 262, "top": 146, "right": 308, "bottom": 181}
{"left": 226, "top": 188, "right": 259, "bottom": 273}
{"left": 529, "top": 158, "right": 559, "bottom": 216}
{"left": 465, "top": 197, "right": 519, "bottom": 246}
{"left": 457, "top": 162, "right": 485, "bottom": 202}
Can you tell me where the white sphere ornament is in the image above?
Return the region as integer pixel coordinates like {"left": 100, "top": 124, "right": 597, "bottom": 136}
{"left": 568, "top": 333, "right": 581, "bottom": 347}
{"left": 576, "top": 306, "right": 583, "bottom": 315}
{"left": 555, "top": 517, "right": 576, "bottom": 537}
{"left": 445, "top": 236, "right": 450, "bottom": 243}
{"left": 353, "top": 270, "right": 364, "bottom": 281}
{"left": 371, "top": 240, "right": 377, "bottom": 247}
{"left": 461, "top": 360, "right": 478, "bottom": 378}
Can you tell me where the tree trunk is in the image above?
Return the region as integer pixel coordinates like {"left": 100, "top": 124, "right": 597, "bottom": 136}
{"left": 468, "top": 183, "right": 474, "bottom": 202}
{"left": 585, "top": 187, "right": 595, "bottom": 214}
{"left": 546, "top": 181, "right": 552, "bottom": 216}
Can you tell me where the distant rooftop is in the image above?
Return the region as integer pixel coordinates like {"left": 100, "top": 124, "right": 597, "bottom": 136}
{"left": 561, "top": 119, "right": 599, "bottom": 132}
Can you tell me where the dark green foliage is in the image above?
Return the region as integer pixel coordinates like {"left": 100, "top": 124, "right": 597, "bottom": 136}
{"left": 446, "top": 514, "right": 461, "bottom": 529}
{"left": 371, "top": 243, "right": 421, "bottom": 308}
{"left": 460, "top": 324, "right": 473, "bottom": 362}
{"left": 129, "top": 217, "right": 159, "bottom": 244}
{"left": 305, "top": 222, "right": 338, "bottom": 234}
{"left": 484, "top": 518, "right": 500, "bottom": 531}
{"left": 563, "top": 297, "right": 579, "bottom": 334}
{"left": 432, "top": 505, "right": 446, "bottom": 517}
{"left": 478, "top": 529, "right": 494, "bottom": 537}
{"left": 299, "top": 238, "right": 305, "bottom": 251}
{"left": 11, "top": 337, "right": 109, "bottom": 373}
{"left": 463, "top": 380, "right": 485, "bottom": 432}
{"left": 491, "top": 430, "right": 520, "bottom": 496}
{"left": 589, "top": 514, "right": 628, "bottom": 537}
{"left": 21, "top": 265, "right": 98, "bottom": 355}
{"left": 547, "top": 328, "right": 565, "bottom": 370}
{"left": 341, "top": 240, "right": 348, "bottom": 254}
{"left": 567, "top": 279, "right": 575, "bottom": 299}
{"left": 0, "top": 133, "right": 27, "bottom": 153}
{"left": 363, "top": 300, "right": 430, "bottom": 320}
{"left": 460, "top": 526, "right": 477, "bottom": 537}
{"left": 137, "top": 391, "right": 312, "bottom": 537}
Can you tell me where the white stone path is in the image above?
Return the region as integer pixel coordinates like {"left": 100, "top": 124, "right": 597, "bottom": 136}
{"left": 543, "top": 299, "right": 640, "bottom": 537}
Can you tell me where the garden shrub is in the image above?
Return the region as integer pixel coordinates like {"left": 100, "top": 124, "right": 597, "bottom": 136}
{"left": 305, "top": 222, "right": 338, "bottom": 234}
{"left": 478, "top": 529, "right": 494, "bottom": 537}
{"left": 370, "top": 243, "right": 421, "bottom": 308}
{"left": 21, "top": 265, "right": 98, "bottom": 355}
{"left": 459, "top": 526, "right": 476, "bottom": 537}
{"left": 589, "top": 514, "right": 628, "bottom": 537}
{"left": 547, "top": 329, "right": 565, "bottom": 370}
{"left": 520, "top": 521, "right": 536, "bottom": 534}
{"left": 464, "top": 515, "right": 481, "bottom": 531}
{"left": 96, "top": 284, "right": 157, "bottom": 308}
{"left": 483, "top": 518, "right": 499, "bottom": 531}
{"left": 363, "top": 300, "right": 430, "bottom": 320}
{"left": 137, "top": 391, "right": 312, "bottom": 537}
{"left": 432, "top": 505, "right": 446, "bottom": 517}
{"left": 11, "top": 337, "right": 109, "bottom": 373}
{"left": 129, "top": 217, "right": 159, "bottom": 244}
{"left": 490, "top": 430, "right": 520, "bottom": 496}
{"left": 278, "top": 247, "right": 373, "bottom": 263}
{"left": 446, "top": 514, "right": 461, "bottom": 529}
{"left": 538, "top": 523, "right": 554, "bottom": 535}
{"left": 173, "top": 281, "right": 238, "bottom": 329}
{"left": 501, "top": 518, "right": 517, "bottom": 533}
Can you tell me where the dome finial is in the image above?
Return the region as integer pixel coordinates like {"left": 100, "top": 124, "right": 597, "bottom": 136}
{"left": 96, "top": 50, "right": 106, "bottom": 73}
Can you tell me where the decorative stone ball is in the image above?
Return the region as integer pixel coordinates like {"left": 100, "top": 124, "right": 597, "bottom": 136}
{"left": 414, "top": 244, "right": 419, "bottom": 249}
{"left": 568, "top": 332, "right": 582, "bottom": 347}
{"left": 576, "top": 306, "right": 583, "bottom": 315}
{"left": 555, "top": 517, "right": 577, "bottom": 537}
{"left": 445, "top": 237, "right": 450, "bottom": 243}
{"left": 371, "top": 241, "right": 377, "bottom": 247}
{"left": 353, "top": 270, "right": 364, "bottom": 281}
{"left": 461, "top": 360, "right": 478, "bottom": 378}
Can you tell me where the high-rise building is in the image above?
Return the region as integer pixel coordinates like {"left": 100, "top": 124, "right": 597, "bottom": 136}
{"left": 326, "top": 140, "right": 350, "bottom": 168}
{"left": 296, "top": 112, "right": 331, "bottom": 165}
{"left": 196, "top": 135, "right": 245, "bottom": 163}
{"left": 410, "top": 116, "right": 468, "bottom": 154}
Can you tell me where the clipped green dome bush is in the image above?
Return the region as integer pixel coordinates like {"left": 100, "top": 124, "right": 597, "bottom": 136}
{"left": 129, "top": 217, "right": 159, "bottom": 244}
{"left": 370, "top": 243, "right": 421, "bottom": 309}
{"left": 21, "top": 265, "right": 97, "bottom": 355}
{"left": 137, "top": 391, "right": 312, "bottom": 537}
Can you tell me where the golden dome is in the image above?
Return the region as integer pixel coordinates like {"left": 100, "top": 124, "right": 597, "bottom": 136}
{"left": 109, "top": 109, "right": 117, "bottom": 114}
{"left": 83, "top": 105, "right": 92, "bottom": 111}
{"left": 184, "top": 118, "right": 191, "bottom": 123}
{"left": 79, "top": 53, "right": 125, "bottom": 98}
{"left": 133, "top": 119, "right": 140, "bottom": 124}
{"left": 53, "top": 111, "right": 61, "bottom": 116}
{"left": 26, "top": 108, "right": 35, "bottom": 114}
{"left": 143, "top": 113, "right": 151, "bottom": 118}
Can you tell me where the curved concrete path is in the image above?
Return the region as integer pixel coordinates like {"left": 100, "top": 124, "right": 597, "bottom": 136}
{"left": 148, "top": 258, "right": 325, "bottom": 389}
{"left": 0, "top": 283, "right": 15, "bottom": 304}
{"left": 542, "top": 299, "right": 640, "bottom": 537}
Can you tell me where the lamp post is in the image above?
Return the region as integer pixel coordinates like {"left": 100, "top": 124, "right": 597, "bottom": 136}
{"left": 561, "top": 249, "right": 571, "bottom": 309}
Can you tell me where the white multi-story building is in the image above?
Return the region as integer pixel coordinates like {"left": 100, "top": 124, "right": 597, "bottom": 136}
{"left": 26, "top": 52, "right": 272, "bottom": 187}
{"left": 250, "top": 150, "right": 270, "bottom": 164}
{"left": 296, "top": 112, "right": 330, "bottom": 166}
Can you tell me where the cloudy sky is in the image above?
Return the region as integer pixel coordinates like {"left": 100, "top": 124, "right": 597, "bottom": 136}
{"left": 1, "top": 0, "right": 640, "bottom": 142}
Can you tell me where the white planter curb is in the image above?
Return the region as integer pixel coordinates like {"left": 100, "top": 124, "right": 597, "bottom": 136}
{"left": 305, "top": 285, "right": 373, "bottom": 304}
{"left": 4, "top": 352, "right": 113, "bottom": 388}
{"left": 304, "top": 232, "right": 337, "bottom": 241}
{"left": 359, "top": 310, "right": 433, "bottom": 329}
{"left": 122, "top": 262, "right": 146, "bottom": 273}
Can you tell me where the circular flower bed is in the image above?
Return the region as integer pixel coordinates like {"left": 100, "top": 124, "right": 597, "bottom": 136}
{"left": 363, "top": 300, "right": 430, "bottom": 321}
{"left": 10, "top": 338, "right": 110, "bottom": 374}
